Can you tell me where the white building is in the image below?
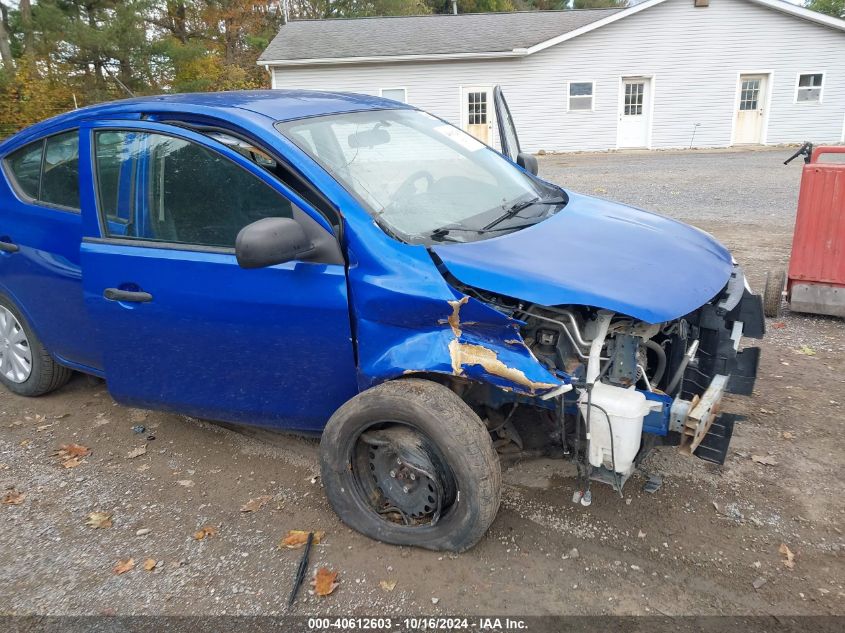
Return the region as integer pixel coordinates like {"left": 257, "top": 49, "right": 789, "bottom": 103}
{"left": 260, "top": 0, "right": 845, "bottom": 153}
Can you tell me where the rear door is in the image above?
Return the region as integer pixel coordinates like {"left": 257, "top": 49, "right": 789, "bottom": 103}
{"left": 80, "top": 120, "right": 358, "bottom": 430}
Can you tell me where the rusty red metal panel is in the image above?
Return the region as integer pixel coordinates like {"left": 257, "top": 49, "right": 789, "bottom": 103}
{"left": 788, "top": 146, "right": 845, "bottom": 288}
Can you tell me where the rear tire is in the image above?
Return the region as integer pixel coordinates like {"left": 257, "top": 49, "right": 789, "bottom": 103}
{"left": 0, "top": 295, "right": 73, "bottom": 397}
{"left": 763, "top": 268, "right": 787, "bottom": 318}
{"left": 320, "top": 378, "right": 501, "bottom": 552}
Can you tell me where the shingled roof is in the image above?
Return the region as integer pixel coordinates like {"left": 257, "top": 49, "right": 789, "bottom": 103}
{"left": 259, "top": 9, "right": 622, "bottom": 64}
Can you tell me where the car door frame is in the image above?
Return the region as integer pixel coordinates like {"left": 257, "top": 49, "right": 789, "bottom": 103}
{"left": 78, "top": 118, "right": 358, "bottom": 429}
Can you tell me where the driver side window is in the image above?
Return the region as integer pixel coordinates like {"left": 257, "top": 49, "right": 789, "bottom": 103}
{"left": 94, "top": 130, "right": 295, "bottom": 249}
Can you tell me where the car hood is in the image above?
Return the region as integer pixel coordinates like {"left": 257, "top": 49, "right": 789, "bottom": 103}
{"left": 431, "top": 191, "right": 733, "bottom": 324}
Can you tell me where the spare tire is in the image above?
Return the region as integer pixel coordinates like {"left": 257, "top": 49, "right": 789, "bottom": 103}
{"left": 763, "top": 268, "right": 787, "bottom": 318}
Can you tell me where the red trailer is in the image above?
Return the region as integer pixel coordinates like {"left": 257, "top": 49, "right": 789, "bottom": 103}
{"left": 765, "top": 144, "right": 845, "bottom": 319}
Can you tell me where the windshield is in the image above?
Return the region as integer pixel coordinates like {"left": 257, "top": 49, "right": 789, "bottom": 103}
{"left": 276, "top": 109, "right": 564, "bottom": 244}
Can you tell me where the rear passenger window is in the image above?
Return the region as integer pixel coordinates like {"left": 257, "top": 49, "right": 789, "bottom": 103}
{"left": 94, "top": 130, "right": 295, "bottom": 249}
{"left": 5, "top": 141, "right": 43, "bottom": 199}
{"left": 2, "top": 131, "right": 80, "bottom": 211}
{"left": 41, "top": 132, "right": 81, "bottom": 209}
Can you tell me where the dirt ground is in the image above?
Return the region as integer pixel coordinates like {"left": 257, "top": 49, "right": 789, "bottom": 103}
{"left": 0, "top": 147, "right": 843, "bottom": 617}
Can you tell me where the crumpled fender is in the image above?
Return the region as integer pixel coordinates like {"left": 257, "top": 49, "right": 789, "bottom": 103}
{"left": 353, "top": 261, "right": 565, "bottom": 395}
{"left": 341, "top": 202, "right": 567, "bottom": 397}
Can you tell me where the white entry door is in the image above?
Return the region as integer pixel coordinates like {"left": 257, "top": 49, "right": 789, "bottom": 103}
{"left": 617, "top": 78, "right": 651, "bottom": 148}
{"left": 734, "top": 74, "right": 768, "bottom": 144}
{"left": 461, "top": 86, "right": 494, "bottom": 145}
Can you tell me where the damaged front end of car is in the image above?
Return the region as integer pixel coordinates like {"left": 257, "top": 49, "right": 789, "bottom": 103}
{"left": 354, "top": 249, "right": 763, "bottom": 502}
{"left": 444, "top": 261, "right": 765, "bottom": 499}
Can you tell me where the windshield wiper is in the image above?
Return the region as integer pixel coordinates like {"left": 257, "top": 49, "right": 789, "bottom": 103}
{"left": 481, "top": 195, "right": 566, "bottom": 231}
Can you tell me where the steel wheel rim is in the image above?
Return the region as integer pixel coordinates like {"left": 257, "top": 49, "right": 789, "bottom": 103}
{"left": 0, "top": 306, "right": 32, "bottom": 383}
{"left": 350, "top": 422, "right": 457, "bottom": 529}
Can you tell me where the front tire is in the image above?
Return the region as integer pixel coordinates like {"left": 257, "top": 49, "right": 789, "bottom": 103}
{"left": 0, "top": 295, "right": 72, "bottom": 397}
{"left": 320, "top": 378, "right": 501, "bottom": 552}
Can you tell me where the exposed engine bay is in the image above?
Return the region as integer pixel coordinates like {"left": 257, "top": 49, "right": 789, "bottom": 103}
{"left": 452, "top": 263, "right": 765, "bottom": 500}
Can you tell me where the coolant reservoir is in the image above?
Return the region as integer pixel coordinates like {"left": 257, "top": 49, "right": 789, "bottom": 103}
{"left": 579, "top": 382, "right": 651, "bottom": 476}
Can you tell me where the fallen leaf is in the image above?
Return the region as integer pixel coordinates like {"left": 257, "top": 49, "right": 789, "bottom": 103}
{"left": 379, "top": 579, "right": 396, "bottom": 592}
{"left": 751, "top": 454, "right": 778, "bottom": 466}
{"left": 279, "top": 530, "right": 324, "bottom": 549}
{"left": 57, "top": 443, "right": 91, "bottom": 458}
{"left": 176, "top": 479, "right": 194, "bottom": 488}
{"left": 771, "top": 322, "right": 786, "bottom": 329}
{"left": 311, "top": 567, "right": 339, "bottom": 597}
{"left": 779, "top": 543, "right": 796, "bottom": 569}
{"left": 2, "top": 490, "right": 25, "bottom": 505}
{"left": 62, "top": 457, "right": 84, "bottom": 469}
{"left": 125, "top": 445, "right": 147, "bottom": 459}
{"left": 114, "top": 558, "right": 135, "bottom": 575}
{"left": 797, "top": 346, "right": 816, "bottom": 356}
{"left": 782, "top": 431, "right": 795, "bottom": 439}
{"left": 143, "top": 558, "right": 157, "bottom": 571}
{"left": 86, "top": 511, "right": 113, "bottom": 529}
{"left": 240, "top": 495, "right": 272, "bottom": 513}
{"left": 193, "top": 525, "right": 218, "bottom": 540}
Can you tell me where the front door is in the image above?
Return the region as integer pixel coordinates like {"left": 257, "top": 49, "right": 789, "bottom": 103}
{"left": 734, "top": 74, "right": 767, "bottom": 144}
{"left": 618, "top": 78, "right": 651, "bottom": 148}
{"left": 80, "top": 121, "right": 358, "bottom": 430}
{"left": 461, "top": 86, "right": 494, "bottom": 145}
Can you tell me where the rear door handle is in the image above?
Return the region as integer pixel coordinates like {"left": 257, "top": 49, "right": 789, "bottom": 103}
{"left": 0, "top": 241, "right": 19, "bottom": 253}
{"left": 103, "top": 288, "right": 153, "bottom": 303}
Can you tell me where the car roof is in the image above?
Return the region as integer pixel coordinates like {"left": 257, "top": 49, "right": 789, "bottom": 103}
{"left": 0, "top": 89, "right": 410, "bottom": 152}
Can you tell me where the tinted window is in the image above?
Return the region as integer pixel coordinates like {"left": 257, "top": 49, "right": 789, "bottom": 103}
{"left": 95, "top": 131, "right": 293, "bottom": 248}
{"left": 3, "top": 131, "right": 80, "bottom": 210}
{"left": 41, "top": 132, "right": 80, "bottom": 209}
{"left": 5, "top": 141, "right": 43, "bottom": 199}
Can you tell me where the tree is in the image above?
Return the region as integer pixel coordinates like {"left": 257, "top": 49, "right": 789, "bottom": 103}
{"left": 804, "top": 0, "right": 844, "bottom": 18}
{"left": 0, "top": 3, "right": 14, "bottom": 73}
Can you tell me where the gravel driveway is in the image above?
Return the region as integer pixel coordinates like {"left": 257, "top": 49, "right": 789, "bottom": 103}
{"left": 1, "top": 148, "right": 842, "bottom": 620}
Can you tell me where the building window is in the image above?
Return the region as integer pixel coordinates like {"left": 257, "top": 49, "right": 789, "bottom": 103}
{"left": 467, "top": 91, "right": 488, "bottom": 124}
{"left": 380, "top": 88, "right": 407, "bottom": 103}
{"left": 739, "top": 78, "right": 761, "bottom": 111}
{"left": 796, "top": 73, "right": 823, "bottom": 103}
{"left": 624, "top": 82, "right": 645, "bottom": 115}
{"left": 568, "top": 82, "right": 594, "bottom": 111}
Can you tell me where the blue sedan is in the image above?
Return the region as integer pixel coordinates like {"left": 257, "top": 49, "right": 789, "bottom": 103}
{"left": 0, "top": 89, "right": 763, "bottom": 550}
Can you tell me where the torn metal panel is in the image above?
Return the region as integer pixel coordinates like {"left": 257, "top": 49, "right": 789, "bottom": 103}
{"left": 353, "top": 268, "right": 565, "bottom": 396}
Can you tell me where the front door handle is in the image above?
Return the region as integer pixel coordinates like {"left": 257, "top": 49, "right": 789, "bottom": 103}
{"left": 103, "top": 288, "right": 153, "bottom": 303}
{"left": 0, "top": 241, "right": 19, "bottom": 253}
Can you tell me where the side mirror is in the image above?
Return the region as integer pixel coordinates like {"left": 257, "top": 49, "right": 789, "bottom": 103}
{"left": 236, "top": 217, "right": 312, "bottom": 269}
{"left": 517, "top": 152, "right": 539, "bottom": 176}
